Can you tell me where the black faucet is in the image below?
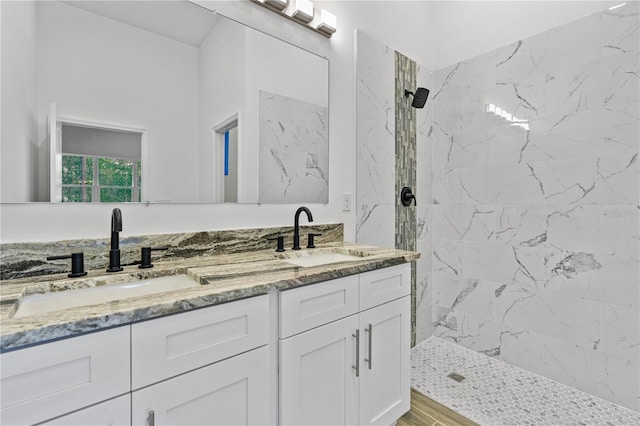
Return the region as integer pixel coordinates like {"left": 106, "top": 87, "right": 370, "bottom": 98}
{"left": 47, "top": 252, "right": 87, "bottom": 278}
{"left": 107, "top": 208, "right": 123, "bottom": 272}
{"left": 293, "top": 206, "right": 313, "bottom": 250}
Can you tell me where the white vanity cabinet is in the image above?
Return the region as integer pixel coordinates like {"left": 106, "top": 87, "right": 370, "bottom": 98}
{"left": 0, "top": 327, "right": 131, "bottom": 426}
{"left": 39, "top": 395, "right": 131, "bottom": 426}
{"left": 130, "top": 295, "right": 270, "bottom": 426}
{"left": 279, "top": 264, "right": 411, "bottom": 426}
{"left": 1, "top": 261, "right": 412, "bottom": 426}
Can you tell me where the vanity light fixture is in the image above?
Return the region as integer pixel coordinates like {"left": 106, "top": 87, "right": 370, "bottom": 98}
{"left": 315, "top": 9, "right": 337, "bottom": 36}
{"left": 250, "top": 0, "right": 336, "bottom": 38}
{"left": 290, "top": 0, "right": 314, "bottom": 23}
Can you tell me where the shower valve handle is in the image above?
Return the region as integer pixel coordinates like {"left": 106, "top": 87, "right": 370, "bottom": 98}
{"left": 401, "top": 186, "right": 416, "bottom": 207}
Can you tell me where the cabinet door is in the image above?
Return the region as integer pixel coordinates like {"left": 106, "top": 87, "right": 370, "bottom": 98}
{"left": 0, "top": 327, "right": 130, "bottom": 426}
{"left": 41, "top": 395, "right": 131, "bottom": 426}
{"left": 132, "top": 346, "right": 269, "bottom": 426}
{"left": 279, "top": 315, "right": 359, "bottom": 426}
{"left": 358, "top": 296, "right": 410, "bottom": 426}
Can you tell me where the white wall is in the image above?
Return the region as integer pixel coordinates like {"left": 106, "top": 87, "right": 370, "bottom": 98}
{"left": 245, "top": 29, "right": 328, "bottom": 203}
{"left": 0, "top": 0, "right": 618, "bottom": 244}
{"left": 197, "top": 18, "right": 328, "bottom": 204}
{"left": 246, "top": 31, "right": 328, "bottom": 108}
{"left": 36, "top": 1, "right": 200, "bottom": 203}
{"left": 0, "top": 0, "right": 38, "bottom": 203}
{"left": 424, "top": 0, "right": 615, "bottom": 69}
{"left": 198, "top": 17, "right": 246, "bottom": 203}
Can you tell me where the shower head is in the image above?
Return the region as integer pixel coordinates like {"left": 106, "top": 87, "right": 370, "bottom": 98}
{"left": 404, "top": 87, "right": 429, "bottom": 108}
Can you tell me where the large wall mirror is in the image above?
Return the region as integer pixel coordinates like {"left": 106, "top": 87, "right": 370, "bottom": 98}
{"left": 1, "top": 0, "right": 329, "bottom": 204}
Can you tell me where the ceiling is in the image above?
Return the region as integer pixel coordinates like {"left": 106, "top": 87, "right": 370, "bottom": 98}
{"left": 61, "top": 0, "right": 220, "bottom": 47}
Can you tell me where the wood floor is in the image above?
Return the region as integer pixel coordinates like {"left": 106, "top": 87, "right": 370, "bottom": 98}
{"left": 397, "top": 389, "right": 479, "bottom": 426}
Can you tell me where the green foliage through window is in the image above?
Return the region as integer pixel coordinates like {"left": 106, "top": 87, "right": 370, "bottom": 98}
{"left": 98, "top": 158, "right": 133, "bottom": 187}
{"left": 61, "top": 154, "right": 141, "bottom": 202}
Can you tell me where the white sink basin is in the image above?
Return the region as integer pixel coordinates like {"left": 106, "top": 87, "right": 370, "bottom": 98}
{"left": 285, "top": 252, "right": 363, "bottom": 268}
{"left": 13, "top": 274, "right": 199, "bottom": 318}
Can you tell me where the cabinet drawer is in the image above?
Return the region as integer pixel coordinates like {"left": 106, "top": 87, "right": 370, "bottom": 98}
{"left": 0, "top": 327, "right": 130, "bottom": 426}
{"left": 280, "top": 274, "right": 359, "bottom": 338}
{"left": 359, "top": 263, "right": 411, "bottom": 310}
{"left": 131, "top": 295, "right": 269, "bottom": 389}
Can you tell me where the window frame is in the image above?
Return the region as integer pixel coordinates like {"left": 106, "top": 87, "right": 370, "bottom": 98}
{"left": 50, "top": 113, "right": 148, "bottom": 203}
{"left": 61, "top": 153, "right": 141, "bottom": 203}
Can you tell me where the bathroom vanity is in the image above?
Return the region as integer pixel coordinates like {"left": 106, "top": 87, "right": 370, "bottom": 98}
{"left": 0, "top": 240, "right": 417, "bottom": 426}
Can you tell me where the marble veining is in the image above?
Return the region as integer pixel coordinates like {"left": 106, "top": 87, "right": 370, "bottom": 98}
{"left": 258, "top": 91, "right": 329, "bottom": 203}
{"left": 353, "top": 0, "right": 638, "bottom": 415}
{"left": 416, "top": 63, "right": 434, "bottom": 344}
{"left": 355, "top": 30, "right": 396, "bottom": 249}
{"left": 354, "top": 0, "right": 637, "bottom": 414}
{"left": 429, "top": 1, "right": 639, "bottom": 411}
{"left": 0, "top": 242, "right": 419, "bottom": 352}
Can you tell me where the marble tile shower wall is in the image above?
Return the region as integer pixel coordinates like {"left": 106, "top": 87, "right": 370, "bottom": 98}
{"left": 259, "top": 91, "right": 329, "bottom": 203}
{"left": 416, "top": 63, "right": 433, "bottom": 343}
{"left": 355, "top": 31, "right": 434, "bottom": 345}
{"left": 356, "top": 31, "right": 397, "bottom": 249}
{"left": 430, "top": 3, "right": 639, "bottom": 411}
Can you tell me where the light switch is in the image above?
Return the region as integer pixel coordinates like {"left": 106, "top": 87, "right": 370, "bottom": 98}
{"left": 342, "top": 192, "right": 352, "bottom": 211}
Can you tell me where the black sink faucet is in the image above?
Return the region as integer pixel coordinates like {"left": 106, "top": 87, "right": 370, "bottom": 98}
{"left": 107, "top": 208, "right": 123, "bottom": 272}
{"left": 293, "top": 206, "right": 313, "bottom": 250}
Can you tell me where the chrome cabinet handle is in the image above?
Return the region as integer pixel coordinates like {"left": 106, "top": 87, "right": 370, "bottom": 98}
{"left": 352, "top": 329, "right": 360, "bottom": 377}
{"left": 364, "top": 323, "right": 373, "bottom": 369}
{"left": 147, "top": 410, "right": 155, "bottom": 426}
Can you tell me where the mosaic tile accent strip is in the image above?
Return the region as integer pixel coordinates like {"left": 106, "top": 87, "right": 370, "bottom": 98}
{"left": 411, "top": 337, "right": 640, "bottom": 425}
{"left": 395, "top": 51, "right": 418, "bottom": 346}
{"left": 394, "top": 51, "right": 417, "bottom": 253}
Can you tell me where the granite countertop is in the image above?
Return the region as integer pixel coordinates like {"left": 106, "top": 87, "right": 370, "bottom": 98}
{"left": 0, "top": 242, "right": 419, "bottom": 352}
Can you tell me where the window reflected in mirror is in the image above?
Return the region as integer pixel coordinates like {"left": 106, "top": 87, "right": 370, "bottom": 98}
{"left": 59, "top": 123, "right": 143, "bottom": 203}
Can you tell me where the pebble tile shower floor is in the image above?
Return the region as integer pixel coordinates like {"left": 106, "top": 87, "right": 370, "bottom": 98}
{"left": 411, "top": 337, "right": 640, "bottom": 425}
